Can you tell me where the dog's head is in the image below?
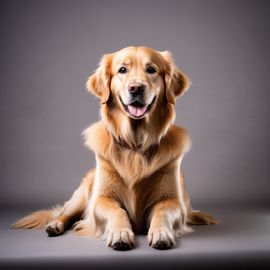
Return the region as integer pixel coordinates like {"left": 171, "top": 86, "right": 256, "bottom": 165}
{"left": 86, "top": 46, "right": 190, "bottom": 120}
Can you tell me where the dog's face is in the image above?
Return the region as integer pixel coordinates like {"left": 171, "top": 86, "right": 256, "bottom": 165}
{"left": 110, "top": 47, "right": 164, "bottom": 119}
{"left": 87, "top": 46, "right": 190, "bottom": 120}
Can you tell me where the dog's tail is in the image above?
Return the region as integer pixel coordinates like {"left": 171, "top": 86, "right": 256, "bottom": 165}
{"left": 10, "top": 205, "right": 63, "bottom": 229}
{"left": 187, "top": 210, "right": 220, "bottom": 226}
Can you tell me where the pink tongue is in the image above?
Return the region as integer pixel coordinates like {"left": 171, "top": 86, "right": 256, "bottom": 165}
{"left": 127, "top": 105, "right": 147, "bottom": 117}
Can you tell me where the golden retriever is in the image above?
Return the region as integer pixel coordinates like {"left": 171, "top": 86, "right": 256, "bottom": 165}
{"left": 11, "top": 46, "right": 218, "bottom": 250}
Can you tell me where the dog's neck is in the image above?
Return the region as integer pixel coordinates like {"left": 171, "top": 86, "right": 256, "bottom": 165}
{"left": 112, "top": 119, "right": 148, "bottom": 151}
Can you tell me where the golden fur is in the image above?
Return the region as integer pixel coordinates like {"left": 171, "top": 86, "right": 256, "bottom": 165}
{"left": 11, "top": 46, "right": 218, "bottom": 250}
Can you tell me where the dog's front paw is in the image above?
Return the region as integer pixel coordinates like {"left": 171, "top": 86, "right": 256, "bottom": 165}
{"left": 148, "top": 228, "right": 176, "bottom": 250}
{"left": 106, "top": 228, "right": 135, "bottom": 251}
{"left": 45, "top": 220, "right": 65, "bottom": 237}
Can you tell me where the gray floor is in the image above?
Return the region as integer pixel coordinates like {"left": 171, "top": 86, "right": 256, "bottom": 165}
{"left": 1, "top": 207, "right": 269, "bottom": 269}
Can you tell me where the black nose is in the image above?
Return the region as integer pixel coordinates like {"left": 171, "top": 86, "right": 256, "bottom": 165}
{"left": 128, "top": 83, "right": 145, "bottom": 96}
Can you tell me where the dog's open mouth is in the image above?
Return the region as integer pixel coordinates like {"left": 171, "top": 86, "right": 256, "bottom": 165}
{"left": 120, "top": 97, "right": 156, "bottom": 119}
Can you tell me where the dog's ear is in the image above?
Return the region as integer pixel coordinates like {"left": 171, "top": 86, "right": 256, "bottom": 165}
{"left": 86, "top": 53, "right": 113, "bottom": 104}
{"left": 161, "top": 51, "right": 190, "bottom": 105}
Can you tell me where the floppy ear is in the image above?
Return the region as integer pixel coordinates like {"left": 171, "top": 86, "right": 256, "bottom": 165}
{"left": 86, "top": 53, "right": 113, "bottom": 104}
{"left": 161, "top": 51, "right": 190, "bottom": 105}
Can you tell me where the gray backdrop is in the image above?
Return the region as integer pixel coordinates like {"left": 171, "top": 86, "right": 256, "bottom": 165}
{"left": 1, "top": 0, "right": 269, "bottom": 209}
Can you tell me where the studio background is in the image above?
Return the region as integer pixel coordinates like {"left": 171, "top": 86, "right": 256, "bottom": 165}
{"left": 1, "top": 0, "right": 269, "bottom": 210}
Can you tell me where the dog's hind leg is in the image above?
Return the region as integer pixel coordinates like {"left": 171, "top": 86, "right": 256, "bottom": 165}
{"left": 45, "top": 169, "right": 95, "bottom": 236}
{"left": 11, "top": 169, "right": 95, "bottom": 236}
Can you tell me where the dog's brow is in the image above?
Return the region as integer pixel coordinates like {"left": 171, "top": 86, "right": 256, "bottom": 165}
{"left": 117, "top": 56, "right": 131, "bottom": 66}
{"left": 123, "top": 59, "right": 131, "bottom": 66}
{"left": 144, "top": 60, "right": 158, "bottom": 69}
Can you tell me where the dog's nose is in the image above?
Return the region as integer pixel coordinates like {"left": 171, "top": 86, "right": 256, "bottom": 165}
{"left": 128, "top": 83, "right": 145, "bottom": 96}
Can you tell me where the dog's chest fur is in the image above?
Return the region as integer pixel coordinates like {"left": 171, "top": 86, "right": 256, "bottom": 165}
{"left": 84, "top": 121, "right": 189, "bottom": 180}
{"left": 110, "top": 143, "right": 159, "bottom": 183}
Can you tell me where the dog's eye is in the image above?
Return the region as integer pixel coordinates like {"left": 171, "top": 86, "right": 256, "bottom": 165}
{"left": 118, "top": 66, "right": 127, "bottom": 74}
{"left": 146, "top": 66, "right": 156, "bottom": 74}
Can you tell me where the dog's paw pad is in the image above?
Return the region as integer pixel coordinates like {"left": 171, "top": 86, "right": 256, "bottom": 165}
{"left": 45, "top": 220, "right": 64, "bottom": 237}
{"left": 111, "top": 241, "right": 131, "bottom": 251}
{"left": 106, "top": 229, "right": 135, "bottom": 250}
{"left": 148, "top": 228, "right": 175, "bottom": 250}
{"left": 153, "top": 240, "right": 172, "bottom": 250}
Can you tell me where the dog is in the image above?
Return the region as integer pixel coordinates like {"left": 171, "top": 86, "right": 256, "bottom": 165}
{"left": 11, "top": 46, "right": 218, "bottom": 250}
